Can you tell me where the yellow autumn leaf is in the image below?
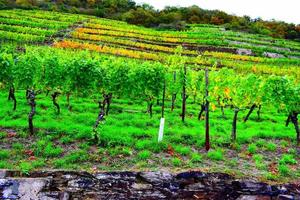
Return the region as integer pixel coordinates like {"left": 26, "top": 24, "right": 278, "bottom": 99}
{"left": 224, "top": 87, "right": 230, "bottom": 97}
{"left": 211, "top": 104, "right": 217, "bottom": 111}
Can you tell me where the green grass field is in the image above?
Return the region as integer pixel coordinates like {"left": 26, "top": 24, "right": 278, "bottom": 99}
{"left": 0, "top": 90, "right": 299, "bottom": 183}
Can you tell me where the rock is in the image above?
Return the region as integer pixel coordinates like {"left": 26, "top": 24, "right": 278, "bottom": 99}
{"left": 1, "top": 179, "right": 20, "bottom": 199}
{"left": 131, "top": 183, "right": 152, "bottom": 190}
{"left": 96, "top": 172, "right": 137, "bottom": 182}
{"left": 239, "top": 181, "right": 268, "bottom": 193}
{"left": 139, "top": 172, "right": 173, "bottom": 184}
{"left": 273, "top": 47, "right": 290, "bottom": 52}
{"left": 237, "top": 48, "right": 253, "bottom": 56}
{"left": 176, "top": 171, "right": 207, "bottom": 180}
{"left": 278, "top": 194, "right": 295, "bottom": 200}
{"left": 38, "top": 191, "right": 60, "bottom": 200}
{"left": 0, "top": 171, "right": 300, "bottom": 199}
{"left": 0, "top": 178, "right": 49, "bottom": 200}
{"left": 0, "top": 170, "right": 6, "bottom": 178}
{"left": 186, "top": 182, "right": 206, "bottom": 190}
{"left": 67, "top": 177, "right": 95, "bottom": 190}
{"left": 236, "top": 195, "right": 271, "bottom": 200}
{"left": 229, "top": 40, "right": 248, "bottom": 46}
{"left": 62, "top": 174, "right": 77, "bottom": 180}
{"left": 263, "top": 52, "right": 285, "bottom": 58}
{"left": 288, "top": 56, "right": 300, "bottom": 60}
{"left": 59, "top": 192, "right": 70, "bottom": 200}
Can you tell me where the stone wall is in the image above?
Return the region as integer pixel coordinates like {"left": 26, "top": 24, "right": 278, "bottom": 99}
{"left": 0, "top": 170, "right": 299, "bottom": 199}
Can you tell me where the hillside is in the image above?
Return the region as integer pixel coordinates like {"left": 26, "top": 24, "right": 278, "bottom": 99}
{"left": 1, "top": 0, "right": 300, "bottom": 41}
{"left": 1, "top": 9, "right": 300, "bottom": 62}
{"left": 0, "top": 9, "right": 299, "bottom": 187}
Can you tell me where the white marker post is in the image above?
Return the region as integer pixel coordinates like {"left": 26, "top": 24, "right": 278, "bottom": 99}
{"left": 158, "top": 80, "right": 166, "bottom": 143}
{"left": 158, "top": 117, "right": 165, "bottom": 142}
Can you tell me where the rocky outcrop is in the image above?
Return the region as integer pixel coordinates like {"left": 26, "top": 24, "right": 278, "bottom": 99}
{"left": 0, "top": 170, "right": 299, "bottom": 200}
{"left": 183, "top": 44, "right": 237, "bottom": 54}
{"left": 288, "top": 55, "right": 300, "bottom": 60}
{"left": 236, "top": 48, "right": 253, "bottom": 56}
{"left": 262, "top": 52, "right": 285, "bottom": 58}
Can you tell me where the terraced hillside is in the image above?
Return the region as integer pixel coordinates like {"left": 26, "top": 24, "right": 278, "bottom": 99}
{"left": 1, "top": 10, "right": 300, "bottom": 68}
{"left": 0, "top": 9, "right": 299, "bottom": 184}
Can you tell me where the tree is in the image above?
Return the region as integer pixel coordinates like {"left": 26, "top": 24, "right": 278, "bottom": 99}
{"left": 14, "top": 51, "right": 43, "bottom": 135}
{"left": 243, "top": 74, "right": 265, "bottom": 122}
{"left": 0, "top": 52, "right": 17, "bottom": 110}
{"left": 263, "top": 76, "right": 300, "bottom": 145}
{"left": 213, "top": 69, "right": 256, "bottom": 142}
{"left": 42, "top": 55, "right": 65, "bottom": 114}
{"left": 122, "top": 7, "right": 156, "bottom": 27}
{"left": 189, "top": 71, "right": 206, "bottom": 120}
{"left": 16, "top": 0, "right": 37, "bottom": 7}
{"left": 167, "top": 46, "right": 188, "bottom": 122}
{"left": 166, "top": 46, "right": 184, "bottom": 112}
{"left": 63, "top": 57, "right": 98, "bottom": 110}
{"left": 128, "top": 62, "right": 165, "bottom": 118}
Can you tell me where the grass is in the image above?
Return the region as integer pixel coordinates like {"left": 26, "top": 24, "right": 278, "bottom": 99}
{"left": 0, "top": 91, "right": 299, "bottom": 183}
{"left": 207, "top": 149, "right": 223, "bottom": 161}
{"left": 278, "top": 164, "right": 290, "bottom": 176}
{"left": 0, "top": 150, "right": 10, "bottom": 160}
{"left": 138, "top": 150, "right": 151, "bottom": 160}
{"left": 279, "top": 154, "right": 297, "bottom": 165}
{"left": 172, "top": 158, "right": 182, "bottom": 167}
{"left": 265, "top": 142, "right": 277, "bottom": 152}
{"left": 247, "top": 144, "right": 257, "bottom": 154}
{"left": 190, "top": 153, "right": 202, "bottom": 163}
{"left": 19, "top": 161, "right": 33, "bottom": 175}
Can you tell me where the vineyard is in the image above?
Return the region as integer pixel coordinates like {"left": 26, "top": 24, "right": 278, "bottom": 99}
{"left": 0, "top": 9, "right": 299, "bottom": 184}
